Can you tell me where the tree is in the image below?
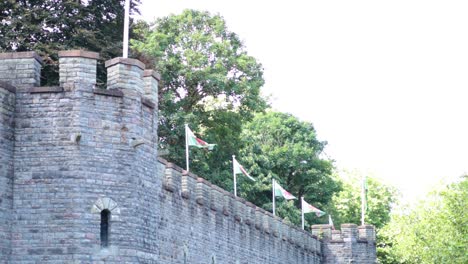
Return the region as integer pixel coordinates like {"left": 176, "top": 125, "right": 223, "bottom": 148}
{"left": 327, "top": 170, "right": 397, "bottom": 263}
{"left": 236, "top": 112, "right": 340, "bottom": 226}
{"left": 381, "top": 176, "right": 468, "bottom": 264}
{"left": 132, "top": 9, "right": 268, "bottom": 185}
{"left": 328, "top": 169, "right": 397, "bottom": 229}
{"left": 0, "top": 0, "right": 142, "bottom": 85}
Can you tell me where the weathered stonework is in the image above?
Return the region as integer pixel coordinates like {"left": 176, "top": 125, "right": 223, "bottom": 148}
{"left": 0, "top": 50, "right": 376, "bottom": 263}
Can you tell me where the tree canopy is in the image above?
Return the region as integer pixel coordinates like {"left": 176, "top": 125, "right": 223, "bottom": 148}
{"left": 380, "top": 176, "right": 467, "bottom": 264}
{"left": 0, "top": 0, "right": 142, "bottom": 85}
{"left": 236, "top": 112, "right": 340, "bottom": 226}
{"left": 328, "top": 170, "right": 397, "bottom": 229}
{"left": 132, "top": 9, "right": 268, "bottom": 185}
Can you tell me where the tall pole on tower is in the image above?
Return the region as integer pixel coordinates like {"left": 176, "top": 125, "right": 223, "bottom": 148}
{"left": 123, "top": 0, "right": 130, "bottom": 58}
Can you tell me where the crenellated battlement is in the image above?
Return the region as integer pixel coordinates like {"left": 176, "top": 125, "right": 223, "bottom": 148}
{"left": 158, "top": 157, "right": 323, "bottom": 254}
{"left": 0, "top": 50, "right": 159, "bottom": 105}
{"left": 312, "top": 224, "right": 377, "bottom": 263}
{"left": 311, "top": 224, "right": 375, "bottom": 243}
{"left": 0, "top": 50, "right": 376, "bottom": 263}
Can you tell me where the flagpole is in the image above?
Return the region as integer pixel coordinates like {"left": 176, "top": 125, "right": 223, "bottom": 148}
{"left": 301, "top": 196, "right": 305, "bottom": 230}
{"left": 123, "top": 0, "right": 130, "bottom": 58}
{"left": 361, "top": 175, "right": 365, "bottom": 226}
{"left": 185, "top": 124, "right": 189, "bottom": 172}
{"left": 232, "top": 155, "right": 237, "bottom": 197}
{"left": 272, "top": 179, "right": 276, "bottom": 216}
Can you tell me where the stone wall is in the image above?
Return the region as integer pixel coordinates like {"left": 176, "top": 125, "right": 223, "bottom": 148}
{"left": 0, "top": 52, "right": 42, "bottom": 263}
{"left": 153, "top": 159, "right": 322, "bottom": 263}
{"left": 0, "top": 50, "right": 376, "bottom": 263}
{"left": 0, "top": 81, "right": 15, "bottom": 262}
{"left": 312, "top": 224, "right": 376, "bottom": 263}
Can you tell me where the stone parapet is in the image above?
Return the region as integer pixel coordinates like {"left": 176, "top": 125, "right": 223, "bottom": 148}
{"left": 318, "top": 224, "right": 377, "bottom": 264}
{"left": 0, "top": 51, "right": 41, "bottom": 88}
{"left": 143, "top": 69, "right": 159, "bottom": 103}
{"left": 0, "top": 77, "right": 16, "bottom": 262}
{"left": 106, "top": 57, "right": 145, "bottom": 97}
{"left": 156, "top": 157, "right": 324, "bottom": 260}
{"left": 312, "top": 224, "right": 333, "bottom": 239}
{"left": 58, "top": 50, "right": 99, "bottom": 89}
{"left": 359, "top": 224, "right": 376, "bottom": 242}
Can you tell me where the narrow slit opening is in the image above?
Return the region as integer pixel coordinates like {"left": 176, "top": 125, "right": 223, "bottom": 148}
{"left": 100, "top": 209, "right": 111, "bottom": 248}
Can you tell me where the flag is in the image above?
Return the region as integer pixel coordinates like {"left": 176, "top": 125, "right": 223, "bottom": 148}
{"left": 329, "top": 215, "right": 335, "bottom": 230}
{"left": 361, "top": 175, "right": 368, "bottom": 226}
{"left": 186, "top": 125, "right": 216, "bottom": 150}
{"left": 362, "top": 175, "right": 368, "bottom": 211}
{"left": 301, "top": 198, "right": 325, "bottom": 217}
{"left": 233, "top": 157, "right": 256, "bottom": 181}
{"left": 273, "top": 180, "right": 296, "bottom": 200}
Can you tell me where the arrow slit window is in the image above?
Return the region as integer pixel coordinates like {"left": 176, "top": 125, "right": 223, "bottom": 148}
{"left": 101, "top": 209, "right": 111, "bottom": 247}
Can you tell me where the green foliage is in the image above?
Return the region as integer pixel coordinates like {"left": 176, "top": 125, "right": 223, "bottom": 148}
{"left": 327, "top": 170, "right": 397, "bottom": 263}
{"left": 382, "top": 176, "right": 468, "bottom": 264}
{"left": 0, "top": 0, "right": 142, "bottom": 85}
{"left": 329, "top": 170, "right": 397, "bottom": 229}
{"left": 237, "top": 112, "right": 340, "bottom": 226}
{"left": 132, "top": 9, "right": 268, "bottom": 187}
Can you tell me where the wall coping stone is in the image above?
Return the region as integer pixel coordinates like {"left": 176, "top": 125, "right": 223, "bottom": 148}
{"left": 341, "top": 223, "right": 358, "bottom": 228}
{"left": 143, "top": 69, "right": 161, "bottom": 81}
{"left": 311, "top": 224, "right": 332, "bottom": 229}
{"left": 105, "top": 57, "right": 146, "bottom": 70}
{"left": 141, "top": 97, "right": 155, "bottom": 109}
{"left": 182, "top": 170, "right": 198, "bottom": 180}
{"left": 168, "top": 162, "right": 184, "bottom": 173}
{"left": 157, "top": 157, "right": 169, "bottom": 164}
{"left": 0, "top": 81, "right": 16, "bottom": 93}
{"left": 58, "top": 50, "right": 99, "bottom": 59}
{"left": 0, "top": 51, "right": 42, "bottom": 64}
{"left": 234, "top": 195, "right": 246, "bottom": 203}
{"left": 93, "top": 88, "right": 124, "bottom": 97}
{"left": 197, "top": 177, "right": 212, "bottom": 187}
{"left": 245, "top": 202, "right": 255, "bottom": 208}
{"left": 29, "top": 86, "right": 63, "bottom": 94}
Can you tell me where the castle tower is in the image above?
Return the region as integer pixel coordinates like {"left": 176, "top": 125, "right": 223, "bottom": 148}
{"left": 0, "top": 50, "right": 160, "bottom": 262}
{"left": 0, "top": 52, "right": 42, "bottom": 262}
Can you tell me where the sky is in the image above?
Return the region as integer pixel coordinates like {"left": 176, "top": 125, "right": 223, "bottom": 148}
{"left": 137, "top": 0, "right": 468, "bottom": 202}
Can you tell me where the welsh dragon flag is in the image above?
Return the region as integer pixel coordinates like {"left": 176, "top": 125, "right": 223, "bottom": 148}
{"left": 185, "top": 125, "right": 216, "bottom": 150}
{"left": 302, "top": 198, "right": 325, "bottom": 217}
{"left": 233, "top": 157, "right": 256, "bottom": 181}
{"left": 273, "top": 180, "right": 296, "bottom": 200}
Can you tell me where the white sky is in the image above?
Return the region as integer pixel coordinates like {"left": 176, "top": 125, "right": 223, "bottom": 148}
{"left": 137, "top": 0, "right": 468, "bottom": 202}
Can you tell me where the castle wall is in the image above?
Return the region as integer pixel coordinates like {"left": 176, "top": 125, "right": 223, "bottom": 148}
{"left": 312, "top": 224, "right": 377, "bottom": 264}
{"left": 150, "top": 160, "right": 323, "bottom": 263}
{"left": 0, "top": 82, "right": 15, "bottom": 262}
{"left": 0, "top": 52, "right": 42, "bottom": 262}
{"left": 0, "top": 50, "right": 376, "bottom": 264}
{"left": 9, "top": 51, "right": 93, "bottom": 262}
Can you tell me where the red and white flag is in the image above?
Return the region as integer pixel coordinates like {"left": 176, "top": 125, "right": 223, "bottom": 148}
{"left": 233, "top": 157, "right": 256, "bottom": 181}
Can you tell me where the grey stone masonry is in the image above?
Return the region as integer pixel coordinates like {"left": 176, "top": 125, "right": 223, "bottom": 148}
{"left": 143, "top": 69, "right": 159, "bottom": 104}
{"left": 0, "top": 81, "right": 15, "bottom": 263}
{"left": 0, "top": 51, "right": 41, "bottom": 88}
{"left": 106, "top": 57, "right": 145, "bottom": 97}
{"left": 312, "top": 224, "right": 377, "bottom": 264}
{"left": 0, "top": 49, "right": 376, "bottom": 263}
{"left": 59, "top": 50, "right": 99, "bottom": 90}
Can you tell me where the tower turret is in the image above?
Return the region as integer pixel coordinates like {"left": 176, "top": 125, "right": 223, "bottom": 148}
{"left": 0, "top": 50, "right": 159, "bottom": 262}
